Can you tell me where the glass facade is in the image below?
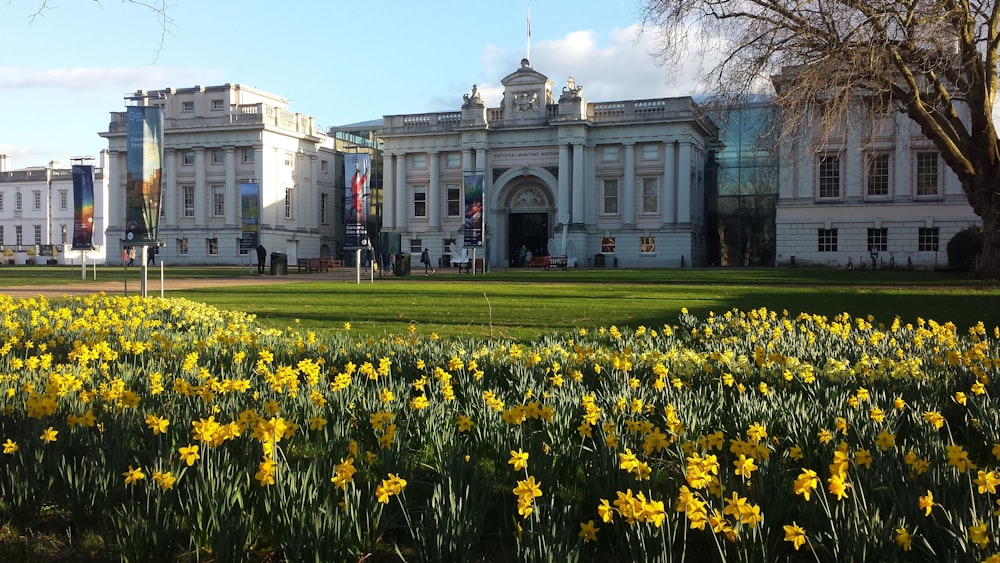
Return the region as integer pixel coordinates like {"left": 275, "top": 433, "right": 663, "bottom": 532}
{"left": 705, "top": 100, "right": 779, "bottom": 266}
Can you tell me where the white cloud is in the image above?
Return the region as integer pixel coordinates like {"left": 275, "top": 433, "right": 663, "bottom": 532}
{"left": 468, "top": 23, "right": 714, "bottom": 108}
{"left": 0, "top": 66, "right": 222, "bottom": 94}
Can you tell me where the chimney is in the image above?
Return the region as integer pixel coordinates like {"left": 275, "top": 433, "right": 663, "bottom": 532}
{"left": 0, "top": 154, "right": 7, "bottom": 173}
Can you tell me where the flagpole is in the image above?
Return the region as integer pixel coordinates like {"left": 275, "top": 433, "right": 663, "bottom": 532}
{"left": 526, "top": 4, "right": 531, "bottom": 61}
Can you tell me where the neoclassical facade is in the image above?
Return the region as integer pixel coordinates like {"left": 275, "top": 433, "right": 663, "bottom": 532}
{"left": 0, "top": 153, "right": 110, "bottom": 264}
{"left": 775, "top": 98, "right": 980, "bottom": 269}
{"left": 100, "top": 84, "right": 341, "bottom": 265}
{"left": 379, "top": 59, "right": 717, "bottom": 269}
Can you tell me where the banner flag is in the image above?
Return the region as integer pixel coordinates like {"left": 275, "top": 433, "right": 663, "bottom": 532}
{"left": 71, "top": 164, "right": 95, "bottom": 250}
{"left": 240, "top": 182, "right": 261, "bottom": 251}
{"left": 463, "top": 174, "right": 484, "bottom": 247}
{"left": 125, "top": 106, "right": 164, "bottom": 246}
{"left": 344, "top": 153, "right": 371, "bottom": 248}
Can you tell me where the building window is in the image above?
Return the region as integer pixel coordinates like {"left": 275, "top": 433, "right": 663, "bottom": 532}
{"left": 446, "top": 153, "right": 461, "bottom": 168}
{"left": 60, "top": 224, "right": 67, "bottom": 244}
{"left": 0, "top": 225, "right": 4, "bottom": 245}
{"left": 916, "top": 152, "right": 939, "bottom": 196}
{"left": 640, "top": 236, "right": 656, "bottom": 254}
{"left": 320, "top": 193, "right": 329, "bottom": 224}
{"left": 243, "top": 149, "right": 255, "bottom": 163}
{"left": 208, "top": 238, "right": 219, "bottom": 255}
{"left": 918, "top": 227, "right": 939, "bottom": 251}
{"left": 182, "top": 101, "right": 194, "bottom": 112}
{"left": 602, "top": 146, "right": 619, "bottom": 162}
{"left": 182, "top": 186, "right": 195, "bottom": 218}
{"left": 211, "top": 99, "right": 224, "bottom": 111}
{"left": 15, "top": 192, "right": 22, "bottom": 212}
{"left": 641, "top": 144, "right": 659, "bottom": 161}
{"left": 58, "top": 190, "right": 68, "bottom": 210}
{"left": 33, "top": 191, "right": 41, "bottom": 211}
{"left": 284, "top": 187, "right": 294, "bottom": 219}
{"left": 212, "top": 149, "right": 224, "bottom": 164}
{"left": 409, "top": 239, "right": 422, "bottom": 254}
{"left": 641, "top": 177, "right": 659, "bottom": 214}
{"left": 818, "top": 228, "right": 838, "bottom": 252}
{"left": 866, "top": 153, "right": 890, "bottom": 197}
{"left": 212, "top": 185, "right": 225, "bottom": 217}
{"left": 33, "top": 224, "right": 42, "bottom": 244}
{"left": 601, "top": 237, "right": 616, "bottom": 253}
{"left": 447, "top": 185, "right": 461, "bottom": 217}
{"left": 602, "top": 179, "right": 619, "bottom": 215}
{"left": 177, "top": 238, "right": 189, "bottom": 254}
{"left": 411, "top": 154, "right": 427, "bottom": 169}
{"left": 15, "top": 225, "right": 23, "bottom": 246}
{"left": 413, "top": 187, "right": 427, "bottom": 217}
{"left": 320, "top": 160, "right": 328, "bottom": 173}
{"left": 0, "top": 192, "right": 4, "bottom": 211}
{"left": 867, "top": 227, "right": 888, "bottom": 252}
{"left": 818, "top": 155, "right": 841, "bottom": 199}
{"left": 183, "top": 152, "right": 195, "bottom": 165}
{"left": 284, "top": 153, "right": 293, "bottom": 167}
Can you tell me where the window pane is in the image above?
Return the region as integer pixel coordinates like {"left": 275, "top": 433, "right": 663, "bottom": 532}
{"left": 916, "top": 153, "right": 939, "bottom": 196}
{"left": 866, "top": 154, "right": 889, "bottom": 196}
{"left": 818, "top": 156, "right": 840, "bottom": 198}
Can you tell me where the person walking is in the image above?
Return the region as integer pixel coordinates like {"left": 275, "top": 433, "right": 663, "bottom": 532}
{"left": 256, "top": 245, "right": 267, "bottom": 275}
{"left": 420, "top": 248, "right": 435, "bottom": 275}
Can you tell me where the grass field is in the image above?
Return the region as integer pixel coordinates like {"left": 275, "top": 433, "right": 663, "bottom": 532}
{"left": 2, "top": 264, "right": 997, "bottom": 340}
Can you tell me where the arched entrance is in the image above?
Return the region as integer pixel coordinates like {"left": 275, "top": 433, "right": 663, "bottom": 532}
{"left": 503, "top": 183, "right": 553, "bottom": 266}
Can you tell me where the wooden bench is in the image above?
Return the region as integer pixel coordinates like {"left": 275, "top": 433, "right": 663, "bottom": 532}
{"left": 297, "top": 257, "right": 342, "bottom": 273}
{"left": 528, "top": 256, "right": 550, "bottom": 269}
{"left": 297, "top": 258, "right": 319, "bottom": 273}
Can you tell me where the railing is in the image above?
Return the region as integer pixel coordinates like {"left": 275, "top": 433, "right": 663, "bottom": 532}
{"left": 106, "top": 103, "right": 319, "bottom": 136}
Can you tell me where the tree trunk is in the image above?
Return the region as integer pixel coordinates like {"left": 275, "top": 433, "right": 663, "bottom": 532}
{"left": 977, "top": 207, "right": 1000, "bottom": 279}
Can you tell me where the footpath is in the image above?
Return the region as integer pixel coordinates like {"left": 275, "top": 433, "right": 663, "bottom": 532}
{"left": 1, "top": 269, "right": 366, "bottom": 299}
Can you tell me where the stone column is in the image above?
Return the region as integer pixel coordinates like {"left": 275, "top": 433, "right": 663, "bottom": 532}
{"left": 383, "top": 154, "right": 395, "bottom": 229}
{"left": 558, "top": 145, "right": 570, "bottom": 223}
{"left": 164, "top": 149, "right": 177, "bottom": 227}
{"left": 572, "top": 143, "right": 584, "bottom": 223}
{"left": 107, "top": 150, "right": 123, "bottom": 232}
{"left": 664, "top": 142, "right": 676, "bottom": 224}
{"left": 194, "top": 149, "right": 206, "bottom": 227}
{"left": 429, "top": 151, "right": 440, "bottom": 228}
{"left": 224, "top": 147, "right": 236, "bottom": 226}
{"left": 623, "top": 143, "right": 635, "bottom": 226}
{"left": 395, "top": 154, "right": 407, "bottom": 230}
{"left": 677, "top": 142, "right": 692, "bottom": 224}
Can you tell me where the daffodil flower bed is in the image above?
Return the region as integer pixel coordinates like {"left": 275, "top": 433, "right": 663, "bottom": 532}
{"left": 0, "top": 293, "right": 998, "bottom": 562}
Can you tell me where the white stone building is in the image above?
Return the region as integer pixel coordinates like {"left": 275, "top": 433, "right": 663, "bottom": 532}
{"left": 775, "top": 107, "right": 981, "bottom": 270}
{"left": 99, "top": 84, "right": 343, "bottom": 266}
{"left": 380, "top": 59, "right": 717, "bottom": 269}
{"left": 0, "top": 153, "right": 110, "bottom": 265}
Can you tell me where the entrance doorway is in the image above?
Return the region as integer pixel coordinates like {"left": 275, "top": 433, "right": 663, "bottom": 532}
{"left": 508, "top": 212, "right": 549, "bottom": 266}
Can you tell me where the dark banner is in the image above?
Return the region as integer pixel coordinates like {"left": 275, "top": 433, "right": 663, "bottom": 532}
{"left": 463, "top": 174, "right": 484, "bottom": 247}
{"left": 71, "top": 164, "right": 95, "bottom": 250}
{"left": 344, "top": 153, "right": 371, "bottom": 248}
{"left": 125, "top": 106, "right": 164, "bottom": 245}
{"left": 240, "top": 182, "right": 260, "bottom": 251}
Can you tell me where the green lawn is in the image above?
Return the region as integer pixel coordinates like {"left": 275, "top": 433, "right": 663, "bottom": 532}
{"left": 2, "top": 264, "right": 997, "bottom": 340}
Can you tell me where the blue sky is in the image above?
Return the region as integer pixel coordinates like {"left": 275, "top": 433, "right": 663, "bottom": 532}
{"left": 0, "top": 0, "right": 709, "bottom": 168}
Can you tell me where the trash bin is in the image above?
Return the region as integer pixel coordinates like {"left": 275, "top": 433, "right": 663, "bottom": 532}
{"left": 394, "top": 253, "right": 411, "bottom": 276}
{"left": 270, "top": 252, "right": 288, "bottom": 275}
{"left": 594, "top": 253, "right": 605, "bottom": 268}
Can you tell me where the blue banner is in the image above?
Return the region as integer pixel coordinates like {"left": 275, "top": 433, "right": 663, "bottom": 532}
{"left": 71, "top": 165, "right": 95, "bottom": 250}
{"left": 240, "top": 182, "right": 260, "bottom": 250}
{"left": 463, "top": 174, "right": 484, "bottom": 247}
{"left": 125, "top": 106, "right": 164, "bottom": 245}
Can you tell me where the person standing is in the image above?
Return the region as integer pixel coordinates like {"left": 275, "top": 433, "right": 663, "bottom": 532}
{"left": 256, "top": 245, "right": 267, "bottom": 275}
{"left": 420, "top": 248, "right": 435, "bottom": 275}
